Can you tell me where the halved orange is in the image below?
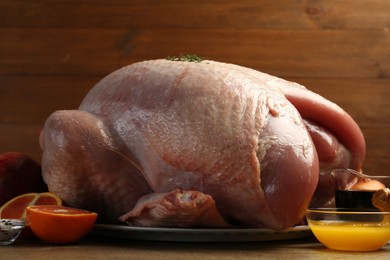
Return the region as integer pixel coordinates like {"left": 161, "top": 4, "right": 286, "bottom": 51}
{"left": 26, "top": 205, "right": 98, "bottom": 244}
{"left": 0, "top": 192, "right": 62, "bottom": 240}
{"left": 0, "top": 192, "right": 62, "bottom": 219}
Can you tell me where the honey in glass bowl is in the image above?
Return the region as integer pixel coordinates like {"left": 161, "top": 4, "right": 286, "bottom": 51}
{"left": 306, "top": 208, "right": 390, "bottom": 251}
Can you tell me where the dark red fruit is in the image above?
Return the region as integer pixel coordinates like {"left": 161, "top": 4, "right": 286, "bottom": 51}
{"left": 0, "top": 152, "right": 48, "bottom": 206}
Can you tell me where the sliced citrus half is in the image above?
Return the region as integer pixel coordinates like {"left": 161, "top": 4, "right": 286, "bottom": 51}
{"left": 0, "top": 192, "right": 62, "bottom": 219}
{"left": 26, "top": 205, "right": 98, "bottom": 244}
{"left": 0, "top": 192, "right": 62, "bottom": 240}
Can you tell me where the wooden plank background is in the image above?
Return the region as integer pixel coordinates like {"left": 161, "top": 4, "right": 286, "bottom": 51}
{"left": 0, "top": 0, "right": 389, "bottom": 176}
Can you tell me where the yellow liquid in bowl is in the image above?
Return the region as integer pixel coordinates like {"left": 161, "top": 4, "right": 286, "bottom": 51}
{"left": 308, "top": 220, "right": 390, "bottom": 251}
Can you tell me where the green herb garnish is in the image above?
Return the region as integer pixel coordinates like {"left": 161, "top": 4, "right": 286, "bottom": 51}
{"left": 166, "top": 54, "right": 205, "bottom": 63}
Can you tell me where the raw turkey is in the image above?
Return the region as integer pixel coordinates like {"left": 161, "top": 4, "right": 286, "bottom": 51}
{"left": 40, "top": 59, "right": 366, "bottom": 230}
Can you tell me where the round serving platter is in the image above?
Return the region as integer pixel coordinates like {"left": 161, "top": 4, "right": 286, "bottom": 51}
{"left": 91, "top": 224, "right": 312, "bottom": 242}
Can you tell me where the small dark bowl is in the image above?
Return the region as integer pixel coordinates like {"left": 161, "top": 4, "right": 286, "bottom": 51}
{"left": 335, "top": 190, "right": 376, "bottom": 209}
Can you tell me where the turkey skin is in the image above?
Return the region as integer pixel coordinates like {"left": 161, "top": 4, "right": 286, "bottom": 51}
{"left": 40, "top": 59, "right": 365, "bottom": 230}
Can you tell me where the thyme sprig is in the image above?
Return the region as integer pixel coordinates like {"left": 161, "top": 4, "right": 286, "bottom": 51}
{"left": 166, "top": 54, "right": 205, "bottom": 63}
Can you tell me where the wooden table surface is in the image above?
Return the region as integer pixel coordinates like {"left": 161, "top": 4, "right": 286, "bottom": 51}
{"left": 1, "top": 235, "right": 389, "bottom": 260}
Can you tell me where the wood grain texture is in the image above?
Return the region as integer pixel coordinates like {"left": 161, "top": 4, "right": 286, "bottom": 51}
{"left": 1, "top": 29, "right": 389, "bottom": 78}
{"left": 0, "top": 237, "right": 388, "bottom": 259}
{"left": 0, "top": 1, "right": 389, "bottom": 175}
{"left": 1, "top": 0, "right": 390, "bottom": 29}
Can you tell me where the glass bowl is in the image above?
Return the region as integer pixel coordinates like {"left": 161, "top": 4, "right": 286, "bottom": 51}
{"left": 0, "top": 219, "right": 25, "bottom": 245}
{"left": 306, "top": 208, "right": 390, "bottom": 251}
